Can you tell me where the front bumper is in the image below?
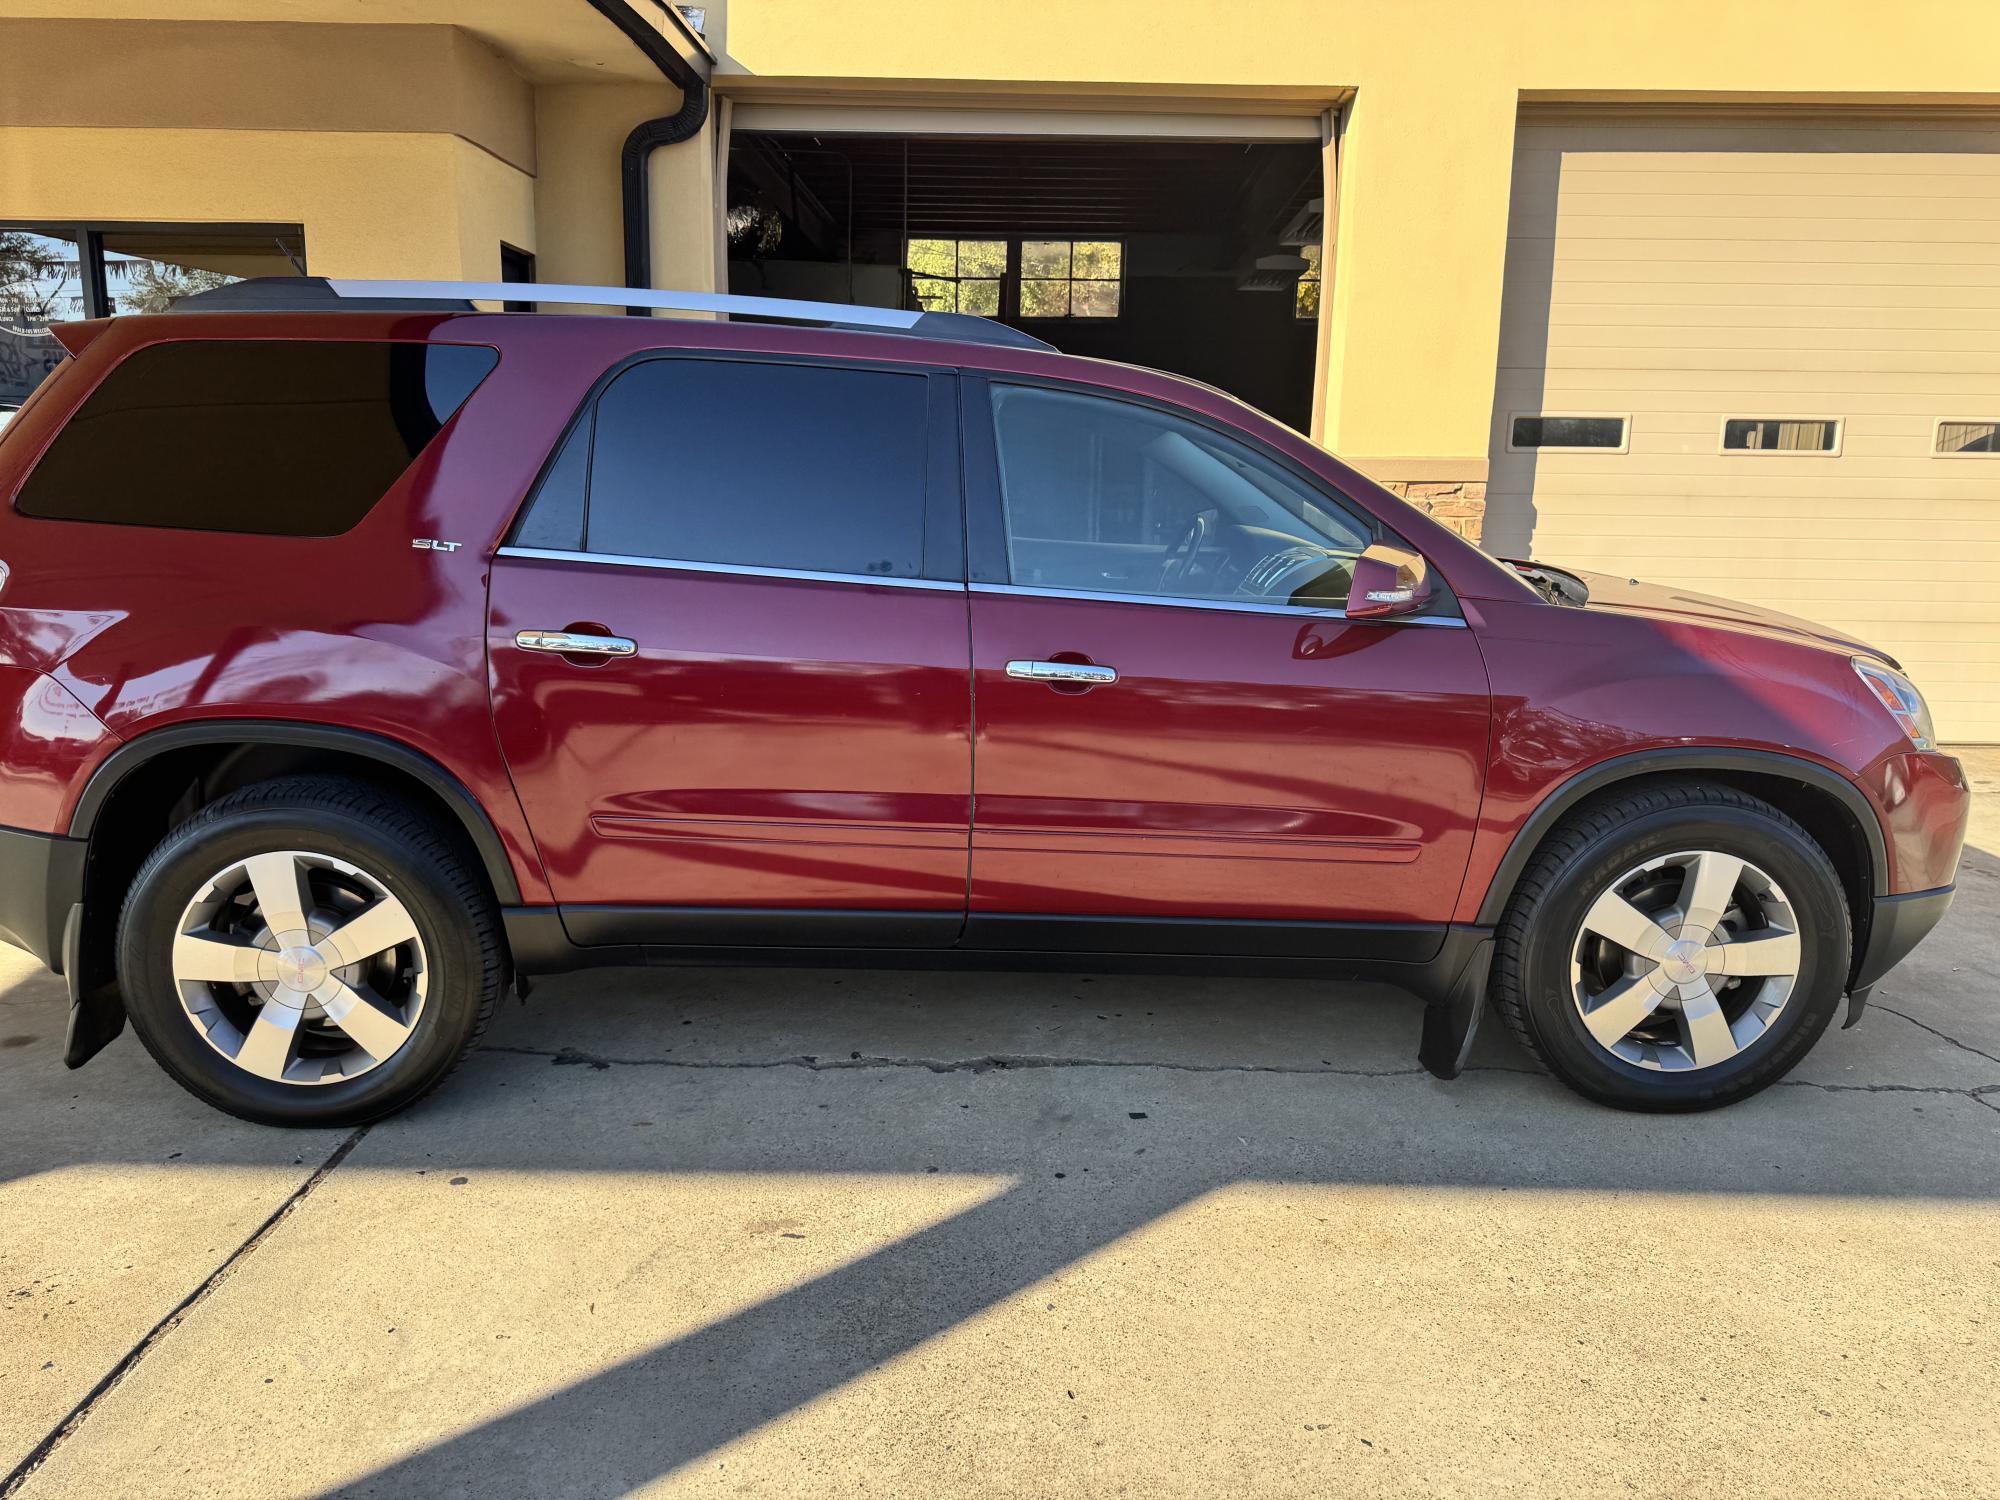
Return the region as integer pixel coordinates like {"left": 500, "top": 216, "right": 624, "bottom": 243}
{"left": 1852, "top": 885, "right": 1955, "bottom": 994}
{"left": 0, "top": 821, "right": 85, "bottom": 972}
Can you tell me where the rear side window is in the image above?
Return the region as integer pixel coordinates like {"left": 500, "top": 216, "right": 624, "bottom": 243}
{"left": 15, "top": 340, "right": 497, "bottom": 536}
{"left": 580, "top": 358, "right": 928, "bottom": 578}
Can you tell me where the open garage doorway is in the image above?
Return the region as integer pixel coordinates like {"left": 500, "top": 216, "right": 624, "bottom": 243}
{"left": 725, "top": 132, "right": 1326, "bottom": 431}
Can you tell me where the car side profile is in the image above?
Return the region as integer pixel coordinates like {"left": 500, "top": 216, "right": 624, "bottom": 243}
{"left": 0, "top": 278, "right": 1969, "bottom": 1124}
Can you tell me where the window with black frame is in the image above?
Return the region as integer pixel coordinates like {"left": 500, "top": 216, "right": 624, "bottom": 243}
{"left": 1, "top": 222, "right": 305, "bottom": 410}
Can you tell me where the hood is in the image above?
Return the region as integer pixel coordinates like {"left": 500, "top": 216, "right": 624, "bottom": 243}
{"left": 1518, "top": 563, "right": 1897, "bottom": 667}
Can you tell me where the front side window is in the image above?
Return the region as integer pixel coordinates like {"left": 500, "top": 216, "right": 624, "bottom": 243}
{"left": 988, "top": 384, "right": 1372, "bottom": 608}
{"left": 582, "top": 359, "right": 929, "bottom": 579}
{"left": 15, "top": 339, "right": 495, "bottom": 535}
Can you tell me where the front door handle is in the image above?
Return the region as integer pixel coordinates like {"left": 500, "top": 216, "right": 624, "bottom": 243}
{"left": 1005, "top": 658, "right": 1118, "bottom": 686}
{"left": 515, "top": 629, "right": 636, "bottom": 657}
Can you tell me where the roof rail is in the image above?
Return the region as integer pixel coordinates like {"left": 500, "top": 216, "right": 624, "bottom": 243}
{"left": 168, "top": 276, "right": 1057, "bottom": 353}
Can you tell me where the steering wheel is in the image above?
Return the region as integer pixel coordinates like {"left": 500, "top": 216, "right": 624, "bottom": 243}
{"left": 1158, "top": 511, "right": 1212, "bottom": 591}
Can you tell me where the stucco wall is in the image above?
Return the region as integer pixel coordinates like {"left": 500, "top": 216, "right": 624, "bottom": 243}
{"left": 709, "top": 0, "right": 2000, "bottom": 494}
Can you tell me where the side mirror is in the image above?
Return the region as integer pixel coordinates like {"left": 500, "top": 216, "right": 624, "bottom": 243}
{"left": 1344, "top": 544, "right": 1433, "bottom": 621}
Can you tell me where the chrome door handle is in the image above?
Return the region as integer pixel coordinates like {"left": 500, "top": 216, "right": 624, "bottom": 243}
{"left": 515, "top": 629, "right": 637, "bottom": 657}
{"left": 1005, "top": 658, "right": 1118, "bottom": 685}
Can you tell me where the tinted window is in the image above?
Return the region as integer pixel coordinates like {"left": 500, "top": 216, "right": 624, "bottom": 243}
{"left": 512, "top": 410, "right": 590, "bottom": 551}
{"left": 16, "top": 340, "right": 495, "bottom": 536}
{"left": 989, "top": 384, "right": 1372, "bottom": 608}
{"left": 1510, "top": 415, "right": 1625, "bottom": 451}
{"left": 585, "top": 359, "right": 927, "bottom": 578}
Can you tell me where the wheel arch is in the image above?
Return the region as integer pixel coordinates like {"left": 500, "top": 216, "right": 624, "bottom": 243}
{"left": 72, "top": 721, "right": 524, "bottom": 906}
{"left": 1475, "top": 749, "right": 1887, "bottom": 972}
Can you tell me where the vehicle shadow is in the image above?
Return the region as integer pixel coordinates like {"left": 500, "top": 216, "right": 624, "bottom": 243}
{"left": 3, "top": 847, "right": 1995, "bottom": 1496}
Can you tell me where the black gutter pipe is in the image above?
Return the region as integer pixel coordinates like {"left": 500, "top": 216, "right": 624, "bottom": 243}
{"left": 580, "top": 1, "right": 712, "bottom": 304}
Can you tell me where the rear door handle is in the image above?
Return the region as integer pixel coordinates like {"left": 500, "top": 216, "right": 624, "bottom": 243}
{"left": 1005, "top": 658, "right": 1118, "bottom": 685}
{"left": 515, "top": 629, "right": 636, "bottom": 657}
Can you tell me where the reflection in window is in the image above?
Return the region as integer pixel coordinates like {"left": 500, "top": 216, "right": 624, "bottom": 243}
{"left": 1936, "top": 420, "right": 1999, "bottom": 455}
{"left": 99, "top": 226, "right": 305, "bottom": 316}
{"left": 1020, "top": 240, "right": 1121, "bottom": 319}
{"left": 1295, "top": 243, "right": 1322, "bottom": 321}
{"left": 906, "top": 238, "right": 1005, "bottom": 316}
{"left": 1511, "top": 415, "right": 1628, "bottom": 451}
{"left": 0, "top": 229, "right": 84, "bottom": 410}
{"left": 1722, "top": 418, "right": 1839, "bottom": 454}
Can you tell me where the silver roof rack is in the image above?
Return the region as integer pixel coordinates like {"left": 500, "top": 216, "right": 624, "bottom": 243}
{"left": 168, "top": 276, "right": 1057, "bottom": 353}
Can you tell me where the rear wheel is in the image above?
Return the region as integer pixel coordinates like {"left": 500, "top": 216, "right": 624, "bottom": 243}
{"left": 1492, "top": 781, "right": 1851, "bottom": 1111}
{"left": 117, "top": 776, "right": 505, "bottom": 1126}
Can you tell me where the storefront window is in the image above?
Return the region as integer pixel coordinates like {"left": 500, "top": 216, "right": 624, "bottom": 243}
{"left": 0, "top": 222, "right": 305, "bottom": 407}
{"left": 1, "top": 229, "right": 84, "bottom": 413}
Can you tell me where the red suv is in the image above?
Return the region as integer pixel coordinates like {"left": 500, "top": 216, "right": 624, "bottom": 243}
{"left": 0, "top": 278, "right": 1967, "bottom": 1124}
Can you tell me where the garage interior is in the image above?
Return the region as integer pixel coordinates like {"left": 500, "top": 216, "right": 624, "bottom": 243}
{"left": 725, "top": 133, "right": 1325, "bottom": 431}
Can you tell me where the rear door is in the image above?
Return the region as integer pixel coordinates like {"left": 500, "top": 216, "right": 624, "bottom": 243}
{"left": 961, "top": 377, "right": 1490, "bottom": 956}
{"left": 487, "top": 354, "right": 971, "bottom": 947}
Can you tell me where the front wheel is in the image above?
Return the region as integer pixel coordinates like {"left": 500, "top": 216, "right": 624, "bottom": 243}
{"left": 1491, "top": 781, "right": 1851, "bottom": 1111}
{"left": 116, "top": 776, "right": 507, "bottom": 1126}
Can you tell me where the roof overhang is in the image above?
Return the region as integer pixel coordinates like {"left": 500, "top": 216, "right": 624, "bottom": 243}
{"left": 0, "top": 1, "right": 711, "bottom": 85}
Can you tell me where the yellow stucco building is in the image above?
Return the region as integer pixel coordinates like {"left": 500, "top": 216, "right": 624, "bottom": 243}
{"left": 4, "top": 0, "right": 1999, "bottom": 735}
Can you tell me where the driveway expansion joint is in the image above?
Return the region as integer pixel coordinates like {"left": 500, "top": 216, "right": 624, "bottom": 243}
{"left": 1874, "top": 1003, "right": 2000, "bottom": 1069}
{"left": 0, "top": 1126, "right": 370, "bottom": 1499}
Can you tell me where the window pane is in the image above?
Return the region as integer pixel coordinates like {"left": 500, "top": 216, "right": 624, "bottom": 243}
{"left": 0, "top": 229, "right": 86, "bottom": 411}
{"left": 904, "top": 238, "right": 957, "bottom": 277}
{"left": 1071, "top": 241, "right": 1122, "bottom": 279}
{"left": 958, "top": 240, "right": 1007, "bottom": 277}
{"left": 959, "top": 278, "right": 1002, "bottom": 316}
{"left": 1070, "top": 279, "right": 1120, "bottom": 318}
{"left": 100, "top": 227, "right": 305, "bottom": 315}
{"left": 990, "top": 385, "right": 1371, "bottom": 608}
{"left": 1723, "top": 418, "right": 1838, "bottom": 453}
{"left": 1018, "top": 279, "right": 1067, "bottom": 318}
{"left": 910, "top": 275, "right": 955, "bottom": 312}
{"left": 1020, "top": 241, "right": 1069, "bottom": 280}
{"left": 512, "top": 412, "right": 592, "bottom": 551}
{"left": 16, "top": 339, "right": 495, "bottom": 535}
{"left": 588, "top": 360, "right": 927, "bottom": 578}
{"left": 1511, "top": 415, "right": 1625, "bottom": 450}
{"left": 1938, "top": 421, "right": 1999, "bottom": 455}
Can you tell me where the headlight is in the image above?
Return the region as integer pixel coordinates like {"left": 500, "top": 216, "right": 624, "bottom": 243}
{"left": 1851, "top": 658, "right": 1935, "bottom": 751}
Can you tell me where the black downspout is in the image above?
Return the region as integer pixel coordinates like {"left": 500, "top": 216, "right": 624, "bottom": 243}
{"left": 578, "top": 1, "right": 712, "bottom": 306}
{"left": 619, "top": 77, "right": 711, "bottom": 306}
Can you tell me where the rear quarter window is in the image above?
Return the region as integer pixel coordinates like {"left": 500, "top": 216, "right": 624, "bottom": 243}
{"left": 13, "top": 339, "right": 497, "bottom": 536}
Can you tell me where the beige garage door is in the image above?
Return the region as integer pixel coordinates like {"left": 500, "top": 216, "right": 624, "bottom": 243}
{"left": 1487, "top": 114, "right": 2000, "bottom": 742}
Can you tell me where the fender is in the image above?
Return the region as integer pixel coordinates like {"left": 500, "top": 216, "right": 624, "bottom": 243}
{"left": 69, "top": 719, "right": 525, "bottom": 905}
{"left": 1472, "top": 746, "right": 1889, "bottom": 927}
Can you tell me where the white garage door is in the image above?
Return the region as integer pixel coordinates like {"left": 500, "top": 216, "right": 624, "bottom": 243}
{"left": 1488, "top": 114, "right": 2000, "bottom": 742}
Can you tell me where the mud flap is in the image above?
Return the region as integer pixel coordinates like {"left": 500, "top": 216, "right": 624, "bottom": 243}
{"left": 60, "top": 902, "right": 126, "bottom": 1068}
{"left": 1843, "top": 985, "right": 1871, "bottom": 1030}
{"left": 1419, "top": 936, "right": 1492, "bottom": 1081}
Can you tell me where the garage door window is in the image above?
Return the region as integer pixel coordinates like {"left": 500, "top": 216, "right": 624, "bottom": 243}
{"left": 1935, "top": 420, "right": 1999, "bottom": 457}
{"left": 1722, "top": 418, "right": 1841, "bottom": 455}
{"left": 1508, "top": 415, "right": 1628, "bottom": 453}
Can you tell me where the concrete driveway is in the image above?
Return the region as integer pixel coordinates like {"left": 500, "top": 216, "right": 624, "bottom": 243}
{"left": 4, "top": 753, "right": 1996, "bottom": 1499}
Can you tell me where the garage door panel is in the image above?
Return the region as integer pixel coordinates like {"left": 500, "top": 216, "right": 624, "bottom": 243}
{"left": 1495, "top": 117, "right": 2000, "bottom": 741}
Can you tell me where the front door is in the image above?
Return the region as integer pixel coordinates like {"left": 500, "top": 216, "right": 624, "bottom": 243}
{"left": 487, "top": 354, "right": 971, "bottom": 946}
{"left": 961, "top": 378, "right": 1490, "bottom": 956}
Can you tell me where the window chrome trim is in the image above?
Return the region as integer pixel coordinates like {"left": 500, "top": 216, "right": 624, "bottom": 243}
{"left": 495, "top": 546, "right": 966, "bottom": 592}
{"left": 968, "top": 581, "right": 1467, "bottom": 626}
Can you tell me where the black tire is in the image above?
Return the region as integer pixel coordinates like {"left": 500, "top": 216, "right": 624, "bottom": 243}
{"left": 1491, "top": 780, "right": 1851, "bottom": 1112}
{"left": 116, "top": 775, "right": 507, "bottom": 1126}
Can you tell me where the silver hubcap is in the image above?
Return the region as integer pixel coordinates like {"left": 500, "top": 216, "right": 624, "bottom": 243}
{"left": 1569, "top": 850, "right": 1802, "bottom": 1072}
{"left": 171, "top": 850, "right": 428, "bottom": 1085}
